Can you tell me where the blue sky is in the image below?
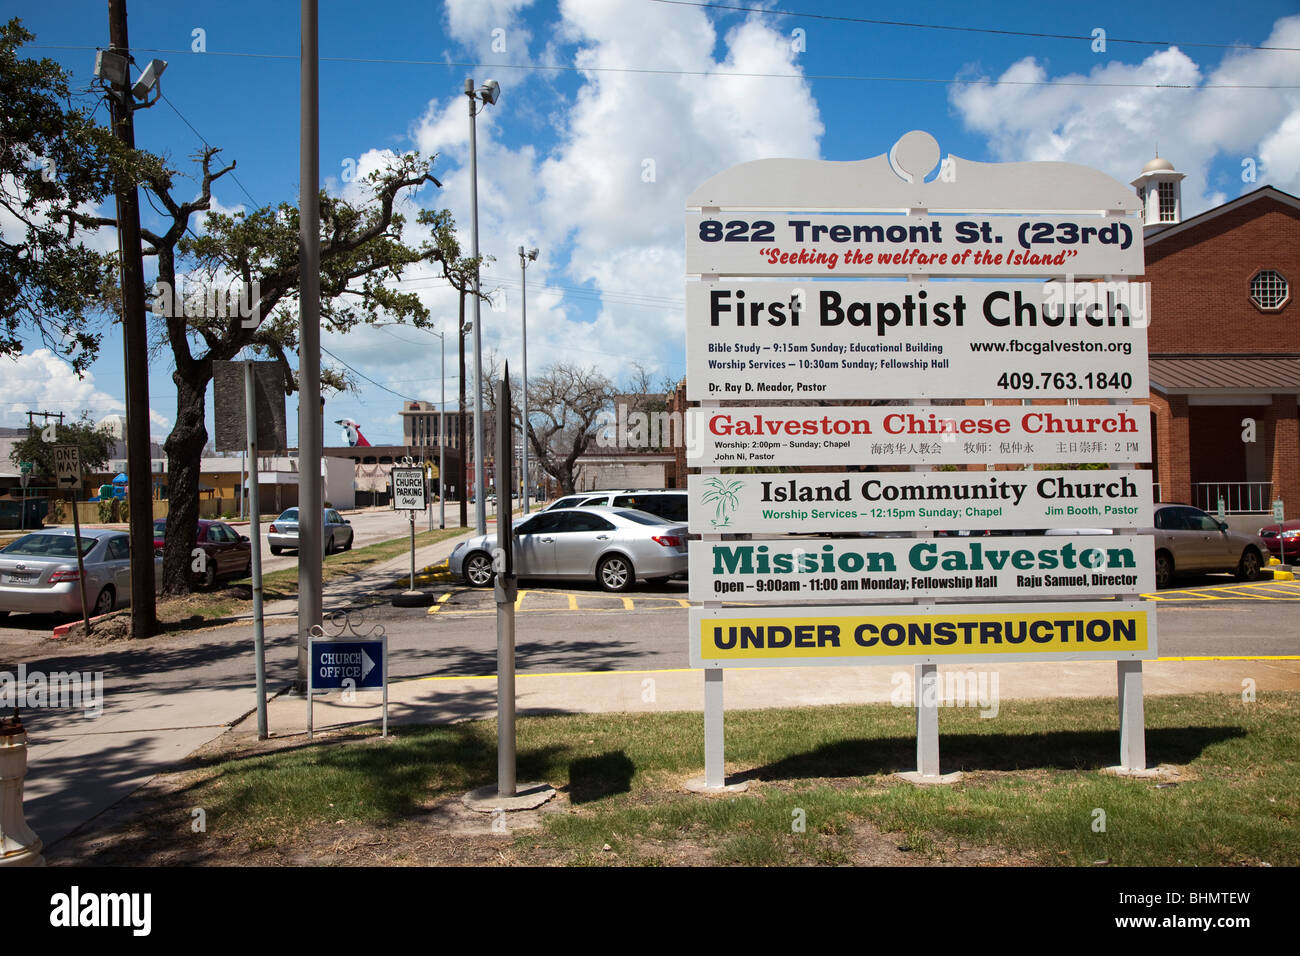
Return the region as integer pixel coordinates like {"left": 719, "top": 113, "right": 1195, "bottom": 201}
{"left": 3, "top": 0, "right": 1298, "bottom": 447}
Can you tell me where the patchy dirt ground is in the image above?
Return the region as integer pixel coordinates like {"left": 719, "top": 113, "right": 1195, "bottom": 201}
{"left": 46, "top": 725, "right": 1034, "bottom": 868}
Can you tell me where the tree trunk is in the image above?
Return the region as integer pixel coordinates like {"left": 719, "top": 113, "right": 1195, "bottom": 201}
{"left": 457, "top": 288, "right": 468, "bottom": 529}
{"left": 161, "top": 371, "right": 209, "bottom": 595}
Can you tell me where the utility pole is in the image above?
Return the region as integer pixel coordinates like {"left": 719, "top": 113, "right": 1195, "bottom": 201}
{"left": 458, "top": 292, "right": 468, "bottom": 530}
{"left": 296, "top": 0, "right": 322, "bottom": 692}
{"left": 107, "top": 0, "right": 156, "bottom": 638}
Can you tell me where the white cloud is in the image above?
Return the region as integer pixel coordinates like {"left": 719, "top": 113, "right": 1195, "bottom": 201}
{"left": 402, "top": 0, "right": 823, "bottom": 395}
{"left": 0, "top": 349, "right": 172, "bottom": 436}
{"left": 444, "top": 0, "right": 537, "bottom": 62}
{"left": 949, "top": 14, "right": 1300, "bottom": 214}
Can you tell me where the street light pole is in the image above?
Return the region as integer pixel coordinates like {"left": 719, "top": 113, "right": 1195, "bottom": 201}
{"left": 465, "top": 75, "right": 499, "bottom": 537}
{"left": 519, "top": 246, "right": 537, "bottom": 514}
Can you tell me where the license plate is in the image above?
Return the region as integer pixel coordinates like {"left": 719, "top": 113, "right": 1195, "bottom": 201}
{"left": 3, "top": 572, "right": 37, "bottom": 584}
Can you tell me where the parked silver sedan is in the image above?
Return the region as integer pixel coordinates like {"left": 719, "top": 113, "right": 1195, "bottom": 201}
{"left": 0, "top": 528, "right": 163, "bottom": 618}
{"left": 267, "top": 508, "right": 355, "bottom": 555}
{"left": 449, "top": 507, "right": 689, "bottom": 592}
{"left": 1153, "top": 502, "right": 1267, "bottom": 588}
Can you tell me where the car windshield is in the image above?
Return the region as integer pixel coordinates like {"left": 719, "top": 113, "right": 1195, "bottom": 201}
{"left": 1, "top": 533, "right": 96, "bottom": 558}
{"left": 153, "top": 521, "right": 167, "bottom": 538}
{"left": 277, "top": 509, "right": 299, "bottom": 522}
{"left": 615, "top": 509, "right": 672, "bottom": 526}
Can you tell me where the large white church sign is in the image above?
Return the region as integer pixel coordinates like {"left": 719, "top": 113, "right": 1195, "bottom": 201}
{"left": 685, "top": 131, "right": 1154, "bottom": 791}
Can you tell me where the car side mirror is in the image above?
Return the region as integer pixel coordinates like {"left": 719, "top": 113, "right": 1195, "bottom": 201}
{"left": 240, "top": 535, "right": 250, "bottom": 542}
{"left": 1218, "top": 521, "right": 1229, "bottom": 533}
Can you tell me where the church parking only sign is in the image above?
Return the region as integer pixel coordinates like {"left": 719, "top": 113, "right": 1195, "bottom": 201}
{"left": 391, "top": 467, "right": 426, "bottom": 511}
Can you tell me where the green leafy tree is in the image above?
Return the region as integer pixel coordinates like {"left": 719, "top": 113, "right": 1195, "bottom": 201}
{"left": 77, "top": 146, "right": 469, "bottom": 593}
{"left": 7, "top": 414, "right": 116, "bottom": 482}
{"left": 0, "top": 19, "right": 161, "bottom": 371}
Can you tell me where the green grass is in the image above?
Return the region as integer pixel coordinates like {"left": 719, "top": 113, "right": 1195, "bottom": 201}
{"left": 171, "top": 692, "right": 1299, "bottom": 866}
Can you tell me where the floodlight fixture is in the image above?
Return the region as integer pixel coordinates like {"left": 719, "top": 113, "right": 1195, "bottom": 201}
{"left": 132, "top": 58, "right": 168, "bottom": 101}
{"left": 93, "top": 50, "right": 129, "bottom": 87}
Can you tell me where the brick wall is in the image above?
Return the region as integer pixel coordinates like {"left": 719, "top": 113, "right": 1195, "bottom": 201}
{"left": 1145, "top": 198, "right": 1300, "bottom": 354}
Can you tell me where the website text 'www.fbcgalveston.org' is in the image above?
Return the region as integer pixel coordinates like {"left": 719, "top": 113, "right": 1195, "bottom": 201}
{"left": 969, "top": 339, "right": 1133, "bottom": 356}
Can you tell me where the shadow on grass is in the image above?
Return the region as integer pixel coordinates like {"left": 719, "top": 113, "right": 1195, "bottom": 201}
{"left": 734, "top": 725, "right": 1246, "bottom": 783}
{"left": 566, "top": 751, "right": 636, "bottom": 805}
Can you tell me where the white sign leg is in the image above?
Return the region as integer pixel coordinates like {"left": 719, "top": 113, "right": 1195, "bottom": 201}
{"left": 704, "top": 669, "right": 725, "bottom": 788}
{"left": 916, "top": 663, "right": 940, "bottom": 777}
{"left": 1117, "top": 660, "right": 1147, "bottom": 771}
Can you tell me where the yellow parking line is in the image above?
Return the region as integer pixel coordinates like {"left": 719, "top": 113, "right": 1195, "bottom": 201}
{"left": 567, "top": 593, "right": 579, "bottom": 611}
{"left": 621, "top": 596, "right": 634, "bottom": 610}
{"left": 515, "top": 589, "right": 529, "bottom": 609}
{"left": 427, "top": 592, "right": 454, "bottom": 615}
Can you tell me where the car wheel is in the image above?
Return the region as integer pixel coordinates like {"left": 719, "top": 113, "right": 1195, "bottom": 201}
{"left": 344, "top": 534, "right": 353, "bottom": 552}
{"left": 464, "top": 551, "right": 494, "bottom": 587}
{"left": 1236, "top": 548, "right": 1263, "bottom": 582}
{"left": 324, "top": 534, "right": 336, "bottom": 556}
{"left": 1155, "top": 551, "right": 1174, "bottom": 589}
{"left": 270, "top": 546, "right": 283, "bottom": 556}
{"left": 597, "top": 554, "right": 635, "bottom": 593}
{"left": 93, "top": 586, "right": 115, "bottom": 616}
{"left": 202, "top": 562, "right": 217, "bottom": 590}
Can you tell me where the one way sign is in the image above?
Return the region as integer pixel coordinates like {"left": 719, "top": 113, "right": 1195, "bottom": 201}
{"left": 53, "top": 445, "right": 81, "bottom": 490}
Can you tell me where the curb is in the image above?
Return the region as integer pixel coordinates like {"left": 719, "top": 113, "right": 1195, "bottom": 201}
{"left": 51, "top": 611, "right": 118, "bottom": 640}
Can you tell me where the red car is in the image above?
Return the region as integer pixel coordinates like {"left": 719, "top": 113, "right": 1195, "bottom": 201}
{"left": 1258, "top": 519, "right": 1300, "bottom": 562}
{"left": 153, "top": 519, "right": 252, "bottom": 588}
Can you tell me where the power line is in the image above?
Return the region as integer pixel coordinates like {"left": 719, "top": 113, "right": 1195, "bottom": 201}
{"left": 319, "top": 344, "right": 421, "bottom": 401}
{"left": 649, "top": 0, "right": 1300, "bottom": 52}
{"left": 159, "top": 93, "right": 261, "bottom": 209}
{"left": 33, "top": 44, "right": 1300, "bottom": 90}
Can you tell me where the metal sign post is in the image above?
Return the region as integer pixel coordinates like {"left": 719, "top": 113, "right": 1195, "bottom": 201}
{"left": 54, "top": 446, "right": 91, "bottom": 635}
{"left": 495, "top": 368, "right": 518, "bottom": 797}
{"left": 391, "top": 460, "right": 429, "bottom": 607}
{"left": 18, "top": 463, "right": 31, "bottom": 531}
{"left": 245, "top": 362, "right": 269, "bottom": 740}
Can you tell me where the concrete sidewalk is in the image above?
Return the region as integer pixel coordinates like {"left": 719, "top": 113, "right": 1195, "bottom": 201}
{"left": 255, "top": 656, "right": 1300, "bottom": 735}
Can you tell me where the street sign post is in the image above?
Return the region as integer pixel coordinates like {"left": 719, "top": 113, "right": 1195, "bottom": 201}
{"left": 53, "top": 445, "right": 91, "bottom": 636}
{"left": 495, "top": 368, "right": 519, "bottom": 797}
{"left": 391, "top": 463, "right": 425, "bottom": 594}
{"left": 307, "top": 634, "right": 387, "bottom": 739}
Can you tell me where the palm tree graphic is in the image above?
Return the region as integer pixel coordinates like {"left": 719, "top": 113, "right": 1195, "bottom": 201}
{"left": 701, "top": 477, "right": 744, "bottom": 527}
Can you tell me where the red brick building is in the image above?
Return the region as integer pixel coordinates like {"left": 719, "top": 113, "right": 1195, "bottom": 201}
{"left": 1136, "top": 169, "right": 1299, "bottom": 518}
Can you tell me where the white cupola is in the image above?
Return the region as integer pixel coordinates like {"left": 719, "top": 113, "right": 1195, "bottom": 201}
{"left": 1131, "top": 154, "right": 1186, "bottom": 228}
